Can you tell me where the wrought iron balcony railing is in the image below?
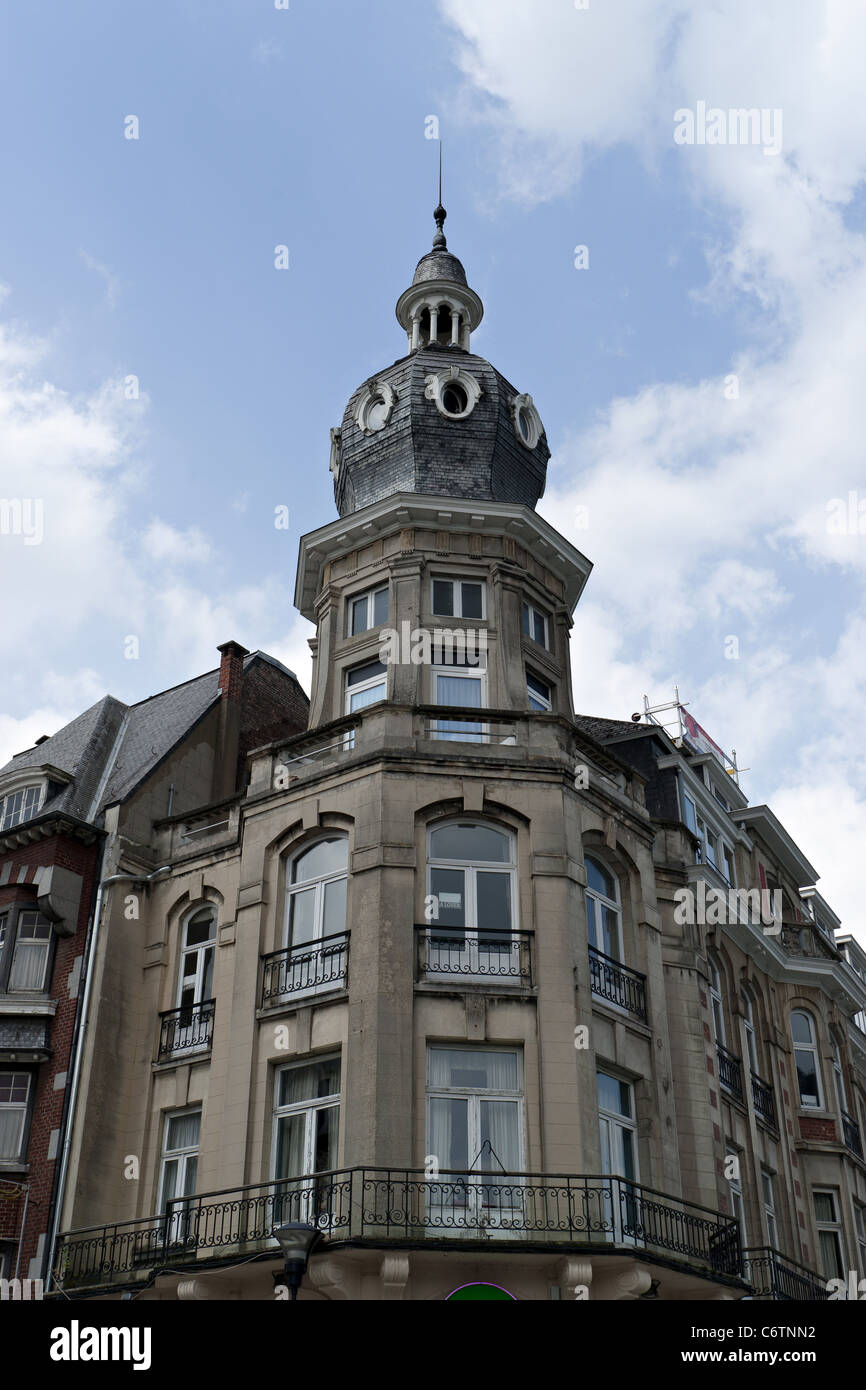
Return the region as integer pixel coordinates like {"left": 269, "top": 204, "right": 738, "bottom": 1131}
{"left": 588, "top": 946, "right": 648, "bottom": 1022}
{"left": 54, "top": 1167, "right": 741, "bottom": 1292}
{"left": 415, "top": 925, "right": 533, "bottom": 985}
{"left": 743, "top": 1247, "right": 830, "bottom": 1301}
{"left": 260, "top": 933, "right": 349, "bottom": 1007}
{"left": 842, "top": 1110, "right": 863, "bottom": 1159}
{"left": 157, "top": 1000, "right": 215, "bottom": 1063}
{"left": 716, "top": 1042, "right": 744, "bottom": 1101}
{"left": 751, "top": 1071, "right": 776, "bottom": 1128}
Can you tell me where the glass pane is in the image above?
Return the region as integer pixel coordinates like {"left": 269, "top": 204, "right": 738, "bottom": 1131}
{"left": 288, "top": 887, "right": 317, "bottom": 946}
{"left": 0, "top": 1074, "right": 29, "bottom": 1103}
{"left": 683, "top": 796, "right": 697, "bottom": 834}
{"left": 346, "top": 660, "right": 387, "bottom": 687}
{"left": 597, "top": 1072, "right": 630, "bottom": 1117}
{"left": 526, "top": 673, "right": 549, "bottom": 700}
{"left": 795, "top": 1050, "right": 820, "bottom": 1106}
{"left": 521, "top": 603, "right": 531, "bottom": 637}
{"left": 533, "top": 611, "right": 546, "bottom": 645}
{"left": 166, "top": 1111, "right": 201, "bottom": 1152}
{"left": 278, "top": 1059, "right": 341, "bottom": 1108}
{"left": 585, "top": 896, "right": 598, "bottom": 949}
{"left": 186, "top": 910, "right": 215, "bottom": 946}
{"left": 430, "top": 824, "right": 510, "bottom": 863}
{"left": 322, "top": 878, "right": 347, "bottom": 936}
{"left": 430, "top": 868, "right": 465, "bottom": 927}
{"left": 476, "top": 872, "right": 511, "bottom": 931}
{"left": 350, "top": 681, "right": 386, "bottom": 712}
{"left": 373, "top": 587, "right": 388, "bottom": 627}
{"left": 818, "top": 1230, "right": 842, "bottom": 1280}
{"left": 313, "top": 1105, "right": 338, "bottom": 1172}
{"left": 528, "top": 692, "right": 548, "bottom": 712}
{"left": 0, "top": 1108, "right": 24, "bottom": 1160}
{"left": 432, "top": 580, "right": 454, "bottom": 616}
{"left": 461, "top": 583, "right": 482, "bottom": 619}
{"left": 350, "top": 596, "right": 368, "bottom": 636}
{"left": 183, "top": 1155, "right": 198, "bottom": 1197}
{"left": 585, "top": 857, "right": 615, "bottom": 899}
{"left": 201, "top": 946, "right": 214, "bottom": 1001}
{"left": 161, "top": 1159, "right": 179, "bottom": 1206}
{"left": 620, "top": 1127, "right": 636, "bottom": 1181}
{"left": 813, "top": 1192, "right": 836, "bottom": 1223}
{"left": 275, "top": 1112, "right": 307, "bottom": 1180}
{"left": 9, "top": 942, "right": 49, "bottom": 990}
{"left": 790, "top": 1012, "right": 813, "bottom": 1045}
{"left": 292, "top": 838, "right": 348, "bottom": 883}
{"left": 480, "top": 1100, "right": 520, "bottom": 1170}
{"left": 429, "top": 1048, "right": 518, "bottom": 1091}
{"left": 436, "top": 673, "right": 482, "bottom": 707}
{"left": 429, "top": 1097, "right": 467, "bottom": 1171}
{"left": 599, "top": 1116, "right": 612, "bottom": 1175}
{"left": 601, "top": 905, "right": 620, "bottom": 960}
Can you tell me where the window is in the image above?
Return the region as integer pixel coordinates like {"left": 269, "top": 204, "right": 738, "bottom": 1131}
{"left": 178, "top": 908, "right": 215, "bottom": 1013}
{"left": 426, "top": 823, "right": 517, "bottom": 976}
{"left": 8, "top": 912, "right": 52, "bottom": 992}
{"left": 597, "top": 1072, "right": 639, "bottom": 1243}
{"left": 831, "top": 1036, "right": 848, "bottom": 1114}
{"left": 762, "top": 1170, "right": 778, "bottom": 1249}
{"left": 273, "top": 1057, "right": 340, "bottom": 1225}
{"left": 682, "top": 792, "right": 698, "bottom": 836}
{"left": 431, "top": 578, "right": 484, "bottom": 620}
{"left": 708, "top": 956, "right": 726, "bottom": 1046}
{"left": 791, "top": 1011, "right": 823, "bottom": 1109}
{"left": 696, "top": 813, "right": 718, "bottom": 871}
{"left": 521, "top": 600, "right": 549, "bottom": 649}
{"left": 742, "top": 990, "right": 759, "bottom": 1073}
{"left": 526, "top": 671, "right": 552, "bottom": 712}
{"left": 728, "top": 1164, "right": 747, "bottom": 1249}
{"left": 585, "top": 857, "right": 622, "bottom": 962}
{"left": 0, "top": 1072, "right": 31, "bottom": 1161}
{"left": 158, "top": 1109, "right": 201, "bottom": 1245}
{"left": 282, "top": 838, "right": 348, "bottom": 993}
{"left": 854, "top": 1204, "right": 866, "bottom": 1273}
{"left": 431, "top": 660, "right": 487, "bottom": 742}
{"left": 721, "top": 845, "right": 736, "bottom": 886}
{"left": 344, "top": 659, "right": 387, "bottom": 715}
{"left": 813, "top": 1190, "right": 844, "bottom": 1281}
{"left": 0, "top": 785, "right": 43, "bottom": 832}
{"left": 426, "top": 1046, "right": 523, "bottom": 1224}
{"left": 348, "top": 585, "right": 388, "bottom": 637}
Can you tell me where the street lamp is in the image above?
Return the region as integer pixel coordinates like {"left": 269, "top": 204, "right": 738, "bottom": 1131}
{"left": 272, "top": 1222, "right": 322, "bottom": 1301}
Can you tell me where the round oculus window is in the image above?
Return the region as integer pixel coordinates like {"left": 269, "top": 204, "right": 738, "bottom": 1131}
{"left": 366, "top": 395, "right": 389, "bottom": 431}
{"left": 441, "top": 382, "right": 468, "bottom": 416}
{"left": 516, "top": 405, "right": 532, "bottom": 442}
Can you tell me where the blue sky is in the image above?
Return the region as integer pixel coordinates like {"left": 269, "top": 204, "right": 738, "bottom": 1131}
{"left": 1, "top": 0, "right": 865, "bottom": 936}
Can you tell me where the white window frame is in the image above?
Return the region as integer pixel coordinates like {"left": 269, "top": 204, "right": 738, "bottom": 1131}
{"left": 8, "top": 911, "right": 52, "bottom": 993}
{"left": 158, "top": 1108, "right": 201, "bottom": 1245}
{"left": 0, "top": 784, "right": 44, "bottom": 832}
{"left": 271, "top": 1057, "right": 341, "bottom": 1227}
{"left": 831, "top": 1035, "right": 848, "bottom": 1114}
{"left": 742, "top": 989, "right": 759, "bottom": 1074}
{"left": 344, "top": 660, "right": 388, "bottom": 716}
{"left": 431, "top": 661, "right": 488, "bottom": 743}
{"left": 426, "top": 822, "right": 518, "bottom": 977}
{"left": 708, "top": 955, "right": 726, "bottom": 1047}
{"left": 521, "top": 599, "right": 550, "bottom": 650}
{"left": 813, "top": 1189, "right": 844, "bottom": 1281}
{"left": 430, "top": 576, "right": 486, "bottom": 621}
{"left": 526, "top": 670, "right": 552, "bottom": 712}
{"left": 791, "top": 1010, "right": 824, "bottom": 1110}
{"left": 0, "top": 1071, "right": 31, "bottom": 1161}
{"left": 425, "top": 1044, "right": 525, "bottom": 1229}
{"left": 597, "top": 1070, "right": 640, "bottom": 1246}
{"left": 762, "top": 1169, "right": 778, "bottom": 1249}
{"left": 728, "top": 1165, "right": 748, "bottom": 1249}
{"left": 347, "top": 584, "right": 388, "bottom": 638}
{"left": 279, "top": 837, "right": 349, "bottom": 997}
{"left": 176, "top": 907, "right": 216, "bottom": 1012}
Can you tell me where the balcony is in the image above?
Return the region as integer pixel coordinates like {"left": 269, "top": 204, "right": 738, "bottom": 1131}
{"left": 260, "top": 934, "right": 349, "bottom": 1007}
{"left": 415, "top": 925, "right": 533, "bottom": 986}
{"left": 53, "top": 1167, "right": 742, "bottom": 1292}
{"left": 842, "top": 1110, "right": 863, "bottom": 1159}
{"left": 588, "top": 946, "right": 648, "bottom": 1023}
{"left": 157, "top": 1000, "right": 215, "bottom": 1063}
{"left": 743, "top": 1247, "right": 829, "bottom": 1301}
{"left": 716, "top": 1042, "right": 744, "bottom": 1101}
{"left": 750, "top": 1071, "right": 776, "bottom": 1128}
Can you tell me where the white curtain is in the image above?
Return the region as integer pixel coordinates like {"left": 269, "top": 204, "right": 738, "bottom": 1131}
{"left": 9, "top": 942, "right": 49, "bottom": 990}
{"left": 0, "top": 1108, "right": 24, "bottom": 1160}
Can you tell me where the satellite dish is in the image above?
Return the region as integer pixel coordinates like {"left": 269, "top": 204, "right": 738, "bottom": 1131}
{"left": 631, "top": 713, "right": 642, "bottom": 723}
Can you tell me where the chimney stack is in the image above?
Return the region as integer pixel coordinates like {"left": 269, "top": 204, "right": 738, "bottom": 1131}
{"left": 213, "top": 641, "right": 249, "bottom": 802}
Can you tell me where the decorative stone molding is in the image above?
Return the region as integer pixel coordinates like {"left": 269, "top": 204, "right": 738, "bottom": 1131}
{"left": 510, "top": 393, "right": 544, "bottom": 449}
{"left": 380, "top": 1256, "right": 410, "bottom": 1298}
{"left": 558, "top": 1258, "right": 593, "bottom": 1297}
{"left": 354, "top": 380, "right": 397, "bottom": 436}
{"left": 424, "top": 365, "right": 482, "bottom": 420}
{"left": 308, "top": 1258, "right": 359, "bottom": 1300}
{"left": 329, "top": 427, "right": 342, "bottom": 483}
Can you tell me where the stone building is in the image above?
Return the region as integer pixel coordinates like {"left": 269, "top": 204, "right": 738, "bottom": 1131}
{"left": 49, "top": 208, "right": 866, "bottom": 1302}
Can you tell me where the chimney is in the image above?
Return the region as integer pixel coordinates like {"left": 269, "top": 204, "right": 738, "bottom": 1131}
{"left": 212, "top": 641, "right": 249, "bottom": 802}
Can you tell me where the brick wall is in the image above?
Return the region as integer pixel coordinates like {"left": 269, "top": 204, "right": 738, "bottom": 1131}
{"left": 237, "top": 658, "right": 309, "bottom": 784}
{"left": 798, "top": 1115, "right": 837, "bottom": 1143}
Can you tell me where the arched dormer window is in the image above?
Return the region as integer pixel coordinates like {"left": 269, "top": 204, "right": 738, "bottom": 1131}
{"left": 424, "top": 821, "right": 519, "bottom": 979}
{"left": 790, "top": 1010, "right": 823, "bottom": 1109}
{"left": 0, "top": 784, "right": 44, "bottom": 832}
{"left": 272, "top": 836, "right": 349, "bottom": 999}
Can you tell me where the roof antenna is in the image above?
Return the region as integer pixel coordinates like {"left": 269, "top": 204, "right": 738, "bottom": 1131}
{"left": 433, "top": 143, "right": 447, "bottom": 248}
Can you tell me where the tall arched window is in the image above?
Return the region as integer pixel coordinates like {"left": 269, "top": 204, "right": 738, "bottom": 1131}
{"left": 791, "top": 1010, "right": 823, "bottom": 1109}
{"left": 708, "top": 955, "right": 726, "bottom": 1046}
{"left": 425, "top": 822, "right": 517, "bottom": 977}
{"left": 277, "top": 837, "right": 349, "bottom": 996}
{"left": 165, "top": 905, "right": 217, "bottom": 1057}
{"left": 741, "top": 988, "right": 759, "bottom": 1073}
{"left": 585, "top": 857, "right": 622, "bottom": 962}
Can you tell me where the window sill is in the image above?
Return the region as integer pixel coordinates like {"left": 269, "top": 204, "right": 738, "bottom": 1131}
{"left": 0, "top": 996, "right": 56, "bottom": 1016}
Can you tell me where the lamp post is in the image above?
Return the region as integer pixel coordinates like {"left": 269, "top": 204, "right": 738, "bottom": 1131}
{"left": 273, "top": 1222, "right": 322, "bottom": 1301}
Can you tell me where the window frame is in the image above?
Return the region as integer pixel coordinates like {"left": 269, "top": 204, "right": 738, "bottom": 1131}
{"left": 283, "top": 836, "right": 349, "bottom": 956}
{"left": 347, "top": 584, "right": 389, "bottom": 638}
{"left": 270, "top": 1055, "right": 342, "bottom": 1225}
{"left": 585, "top": 855, "right": 624, "bottom": 964}
{"left": 813, "top": 1188, "right": 845, "bottom": 1281}
{"left": 0, "top": 1070, "right": 33, "bottom": 1163}
{"left": 521, "top": 599, "right": 550, "bottom": 650}
{"left": 176, "top": 906, "right": 217, "bottom": 1013}
{"left": 425, "top": 1044, "right": 525, "bottom": 1208}
{"left": 430, "top": 576, "right": 486, "bottom": 621}
{"left": 7, "top": 910, "right": 53, "bottom": 993}
{"left": 344, "top": 659, "right": 388, "bottom": 717}
{"left": 0, "top": 784, "right": 45, "bottom": 833}
{"left": 430, "top": 660, "right": 488, "bottom": 743}
{"left": 425, "top": 821, "right": 518, "bottom": 975}
{"left": 742, "top": 989, "right": 759, "bottom": 1074}
{"left": 526, "top": 670, "right": 552, "bottom": 713}
{"left": 790, "top": 1010, "right": 824, "bottom": 1110}
{"left": 831, "top": 1035, "right": 848, "bottom": 1114}
{"left": 762, "top": 1169, "right": 779, "bottom": 1249}
{"left": 708, "top": 955, "right": 726, "bottom": 1048}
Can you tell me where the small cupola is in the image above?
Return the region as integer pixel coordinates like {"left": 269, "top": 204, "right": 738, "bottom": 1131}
{"left": 395, "top": 205, "right": 484, "bottom": 353}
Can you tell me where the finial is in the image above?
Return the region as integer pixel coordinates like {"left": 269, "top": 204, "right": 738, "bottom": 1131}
{"left": 433, "top": 144, "right": 447, "bottom": 248}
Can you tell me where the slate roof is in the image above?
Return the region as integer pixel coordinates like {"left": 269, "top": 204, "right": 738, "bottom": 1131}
{"left": 412, "top": 248, "right": 468, "bottom": 286}
{"left": 573, "top": 714, "right": 662, "bottom": 745}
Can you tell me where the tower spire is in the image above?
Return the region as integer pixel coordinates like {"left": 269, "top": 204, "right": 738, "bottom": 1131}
{"left": 433, "top": 144, "right": 447, "bottom": 249}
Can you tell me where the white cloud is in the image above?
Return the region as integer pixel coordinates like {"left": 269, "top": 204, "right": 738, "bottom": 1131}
{"left": 142, "top": 520, "right": 213, "bottom": 566}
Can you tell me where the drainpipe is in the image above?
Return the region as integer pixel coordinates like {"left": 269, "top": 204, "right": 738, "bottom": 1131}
{"left": 44, "top": 862, "right": 172, "bottom": 1292}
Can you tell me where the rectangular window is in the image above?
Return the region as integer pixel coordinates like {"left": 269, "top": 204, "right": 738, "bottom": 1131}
{"left": 0, "top": 786, "right": 43, "bottom": 832}
{"left": 722, "top": 844, "right": 736, "bottom": 887}
{"left": 522, "top": 600, "right": 549, "bottom": 649}
{"left": 814, "top": 1190, "right": 844, "bottom": 1281}
{"left": 432, "top": 664, "right": 487, "bottom": 742}
{"left": 426, "top": 1046, "right": 523, "bottom": 1225}
{"left": 729, "top": 1170, "right": 747, "bottom": 1248}
{"left": 273, "top": 1058, "right": 341, "bottom": 1225}
{"left": 8, "top": 912, "right": 52, "bottom": 992}
{"left": 432, "top": 578, "right": 484, "bottom": 620}
{"left": 526, "top": 671, "right": 552, "bottom": 712}
{"left": 682, "top": 792, "right": 698, "bottom": 836}
{"left": 348, "top": 585, "right": 388, "bottom": 637}
{"left": 762, "top": 1170, "right": 778, "bottom": 1249}
{"left": 345, "top": 660, "right": 387, "bottom": 714}
{"left": 158, "top": 1109, "right": 201, "bottom": 1245}
{"left": 0, "top": 1072, "right": 31, "bottom": 1161}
